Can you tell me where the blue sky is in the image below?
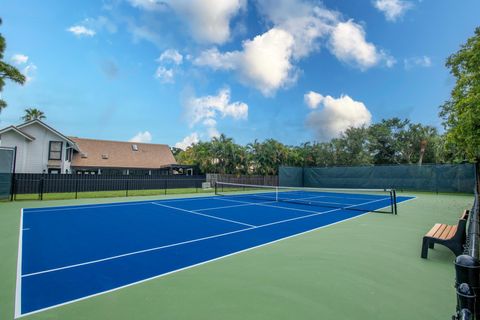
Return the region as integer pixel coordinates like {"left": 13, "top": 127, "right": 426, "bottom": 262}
{"left": 1, "top": 0, "right": 479, "bottom": 149}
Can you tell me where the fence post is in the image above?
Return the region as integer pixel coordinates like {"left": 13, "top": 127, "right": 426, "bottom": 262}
{"left": 39, "top": 178, "right": 44, "bottom": 200}
{"left": 75, "top": 178, "right": 79, "bottom": 199}
{"left": 164, "top": 180, "right": 167, "bottom": 195}
{"left": 126, "top": 179, "right": 129, "bottom": 197}
{"left": 10, "top": 173, "right": 16, "bottom": 201}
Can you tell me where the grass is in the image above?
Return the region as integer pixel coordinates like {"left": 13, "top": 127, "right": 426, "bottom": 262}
{"left": 10, "top": 187, "right": 215, "bottom": 201}
{"left": 0, "top": 191, "right": 473, "bottom": 319}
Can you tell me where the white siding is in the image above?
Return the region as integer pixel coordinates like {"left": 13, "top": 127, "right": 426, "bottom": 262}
{"left": 0, "top": 131, "right": 29, "bottom": 173}
{"left": 0, "top": 122, "right": 72, "bottom": 173}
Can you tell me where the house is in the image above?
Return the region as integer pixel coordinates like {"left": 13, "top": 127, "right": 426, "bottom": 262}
{"left": 69, "top": 137, "right": 184, "bottom": 175}
{"left": 0, "top": 120, "right": 79, "bottom": 174}
{"left": 0, "top": 120, "right": 192, "bottom": 175}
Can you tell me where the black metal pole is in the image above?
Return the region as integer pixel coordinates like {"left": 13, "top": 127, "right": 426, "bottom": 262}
{"left": 393, "top": 190, "right": 398, "bottom": 215}
{"left": 75, "top": 178, "right": 79, "bottom": 199}
{"left": 39, "top": 178, "right": 44, "bottom": 200}
{"left": 9, "top": 146, "right": 17, "bottom": 201}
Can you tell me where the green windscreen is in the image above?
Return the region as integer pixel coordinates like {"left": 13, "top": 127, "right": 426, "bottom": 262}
{"left": 279, "top": 166, "right": 303, "bottom": 187}
{"left": 0, "top": 147, "right": 15, "bottom": 200}
{"left": 280, "top": 164, "right": 475, "bottom": 193}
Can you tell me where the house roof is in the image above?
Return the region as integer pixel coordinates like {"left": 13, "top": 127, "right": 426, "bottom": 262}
{"left": 17, "top": 119, "right": 79, "bottom": 150}
{"left": 70, "top": 137, "right": 177, "bottom": 169}
{"left": 0, "top": 126, "right": 36, "bottom": 141}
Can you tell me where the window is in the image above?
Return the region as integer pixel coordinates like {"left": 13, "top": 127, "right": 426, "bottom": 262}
{"left": 49, "top": 141, "right": 63, "bottom": 160}
{"left": 66, "top": 148, "right": 73, "bottom": 161}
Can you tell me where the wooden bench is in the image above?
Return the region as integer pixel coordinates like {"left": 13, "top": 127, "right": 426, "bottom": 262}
{"left": 421, "top": 210, "right": 469, "bottom": 259}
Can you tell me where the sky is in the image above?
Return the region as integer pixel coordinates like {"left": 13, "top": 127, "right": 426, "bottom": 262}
{"left": 0, "top": 0, "right": 479, "bottom": 149}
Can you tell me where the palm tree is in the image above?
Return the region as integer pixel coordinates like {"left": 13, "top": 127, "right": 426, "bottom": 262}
{"left": 22, "top": 108, "right": 45, "bottom": 121}
{"left": 0, "top": 18, "right": 26, "bottom": 113}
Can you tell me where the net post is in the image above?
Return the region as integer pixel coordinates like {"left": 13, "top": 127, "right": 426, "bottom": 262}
{"left": 275, "top": 186, "right": 279, "bottom": 202}
{"left": 214, "top": 182, "right": 218, "bottom": 195}
{"left": 393, "top": 189, "right": 398, "bottom": 215}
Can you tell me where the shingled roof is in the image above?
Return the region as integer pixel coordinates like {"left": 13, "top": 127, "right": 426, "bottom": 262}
{"left": 70, "top": 137, "right": 176, "bottom": 169}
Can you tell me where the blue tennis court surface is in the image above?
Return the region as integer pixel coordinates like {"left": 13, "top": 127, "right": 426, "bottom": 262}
{"left": 16, "top": 191, "right": 413, "bottom": 317}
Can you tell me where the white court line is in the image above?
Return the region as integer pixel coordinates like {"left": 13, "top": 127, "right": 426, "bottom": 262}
{"left": 14, "top": 209, "right": 24, "bottom": 319}
{"left": 17, "top": 196, "right": 405, "bottom": 318}
{"left": 22, "top": 195, "right": 225, "bottom": 213}
{"left": 149, "top": 202, "right": 255, "bottom": 228}
{"left": 22, "top": 197, "right": 386, "bottom": 278}
{"left": 25, "top": 201, "right": 153, "bottom": 213}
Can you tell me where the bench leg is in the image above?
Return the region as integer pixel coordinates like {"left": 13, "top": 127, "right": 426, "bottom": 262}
{"left": 421, "top": 237, "right": 430, "bottom": 259}
{"left": 429, "top": 242, "right": 434, "bottom": 249}
{"left": 447, "top": 242, "right": 464, "bottom": 257}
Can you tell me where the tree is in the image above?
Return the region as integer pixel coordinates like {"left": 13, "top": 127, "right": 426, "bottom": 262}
{"left": 439, "top": 27, "right": 480, "bottom": 161}
{"left": 0, "top": 18, "right": 26, "bottom": 113}
{"left": 170, "top": 147, "right": 183, "bottom": 159}
{"left": 334, "top": 126, "right": 372, "bottom": 165}
{"left": 368, "top": 118, "right": 408, "bottom": 164}
{"left": 22, "top": 108, "right": 46, "bottom": 121}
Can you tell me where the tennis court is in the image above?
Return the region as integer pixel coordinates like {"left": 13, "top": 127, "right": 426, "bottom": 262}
{"left": 16, "top": 184, "right": 412, "bottom": 318}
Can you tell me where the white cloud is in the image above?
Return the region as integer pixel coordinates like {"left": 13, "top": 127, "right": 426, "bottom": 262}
{"left": 238, "top": 28, "right": 296, "bottom": 96}
{"left": 11, "top": 54, "right": 29, "bottom": 65}
{"left": 11, "top": 54, "right": 37, "bottom": 83}
{"left": 194, "top": 28, "right": 296, "bottom": 96}
{"left": 129, "top": 0, "right": 245, "bottom": 44}
{"left": 67, "top": 25, "right": 96, "bottom": 37}
{"left": 129, "top": 131, "right": 153, "bottom": 143}
{"left": 158, "top": 49, "right": 183, "bottom": 65}
{"left": 128, "top": 0, "right": 167, "bottom": 11}
{"left": 256, "top": 0, "right": 337, "bottom": 59}
{"left": 306, "top": 93, "right": 372, "bottom": 140}
{"left": 373, "top": 0, "right": 413, "bottom": 22}
{"left": 194, "top": 48, "right": 238, "bottom": 70}
{"left": 23, "top": 63, "right": 38, "bottom": 83}
{"left": 304, "top": 91, "right": 323, "bottom": 109}
{"left": 329, "top": 20, "right": 395, "bottom": 70}
{"left": 185, "top": 88, "right": 248, "bottom": 138}
{"left": 194, "top": 0, "right": 392, "bottom": 95}
{"left": 170, "top": 0, "right": 246, "bottom": 44}
{"left": 127, "top": 23, "right": 163, "bottom": 47}
{"left": 175, "top": 132, "right": 200, "bottom": 150}
{"left": 154, "top": 66, "right": 175, "bottom": 83}
{"left": 67, "top": 16, "right": 116, "bottom": 38}
{"left": 404, "top": 56, "right": 432, "bottom": 69}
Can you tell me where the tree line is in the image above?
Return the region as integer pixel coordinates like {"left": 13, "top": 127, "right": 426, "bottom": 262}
{"left": 176, "top": 26, "right": 480, "bottom": 175}
{"left": 174, "top": 117, "right": 467, "bottom": 175}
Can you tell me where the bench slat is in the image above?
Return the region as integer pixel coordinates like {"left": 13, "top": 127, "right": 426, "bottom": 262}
{"left": 446, "top": 225, "right": 458, "bottom": 239}
{"left": 432, "top": 224, "right": 448, "bottom": 238}
{"left": 439, "top": 226, "right": 453, "bottom": 239}
{"left": 426, "top": 224, "right": 442, "bottom": 237}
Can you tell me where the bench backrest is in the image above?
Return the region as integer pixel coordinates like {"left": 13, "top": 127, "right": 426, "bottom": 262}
{"left": 455, "top": 211, "right": 469, "bottom": 243}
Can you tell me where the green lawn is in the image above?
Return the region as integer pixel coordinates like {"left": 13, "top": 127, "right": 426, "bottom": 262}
{"left": 10, "top": 187, "right": 215, "bottom": 201}
{"left": 0, "top": 191, "right": 472, "bottom": 319}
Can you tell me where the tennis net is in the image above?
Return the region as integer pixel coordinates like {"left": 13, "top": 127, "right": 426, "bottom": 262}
{"left": 215, "top": 181, "right": 398, "bottom": 214}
